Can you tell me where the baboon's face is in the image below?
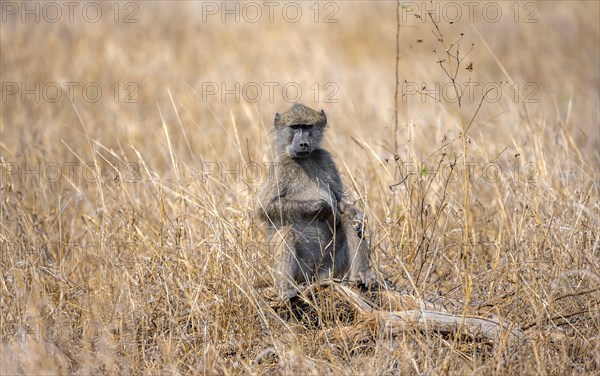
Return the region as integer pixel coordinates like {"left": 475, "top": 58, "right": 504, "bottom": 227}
{"left": 274, "top": 103, "right": 327, "bottom": 159}
{"left": 283, "top": 123, "right": 324, "bottom": 159}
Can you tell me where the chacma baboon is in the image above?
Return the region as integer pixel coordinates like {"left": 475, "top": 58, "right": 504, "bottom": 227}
{"left": 256, "top": 103, "right": 376, "bottom": 299}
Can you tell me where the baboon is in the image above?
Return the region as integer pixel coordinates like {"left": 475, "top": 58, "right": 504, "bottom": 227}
{"left": 256, "top": 103, "right": 376, "bottom": 299}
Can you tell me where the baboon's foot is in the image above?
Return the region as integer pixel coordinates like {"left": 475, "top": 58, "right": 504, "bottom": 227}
{"left": 356, "top": 270, "right": 378, "bottom": 290}
{"left": 278, "top": 286, "right": 299, "bottom": 301}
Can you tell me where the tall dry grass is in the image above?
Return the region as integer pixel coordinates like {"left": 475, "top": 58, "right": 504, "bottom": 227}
{"left": 1, "top": 1, "right": 598, "bottom": 374}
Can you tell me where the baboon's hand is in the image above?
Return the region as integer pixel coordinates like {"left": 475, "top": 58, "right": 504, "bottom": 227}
{"left": 352, "top": 211, "right": 367, "bottom": 238}
{"left": 338, "top": 201, "right": 367, "bottom": 238}
{"left": 341, "top": 203, "right": 366, "bottom": 238}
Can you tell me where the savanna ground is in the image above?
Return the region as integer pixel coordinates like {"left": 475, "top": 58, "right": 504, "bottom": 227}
{"left": 1, "top": 1, "right": 599, "bottom": 374}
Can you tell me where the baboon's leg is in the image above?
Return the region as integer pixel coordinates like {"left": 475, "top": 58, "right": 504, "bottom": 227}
{"left": 315, "top": 230, "right": 345, "bottom": 281}
{"left": 340, "top": 213, "right": 376, "bottom": 286}
{"left": 271, "top": 226, "right": 305, "bottom": 299}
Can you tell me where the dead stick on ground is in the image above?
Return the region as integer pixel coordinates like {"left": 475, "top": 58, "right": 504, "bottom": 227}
{"left": 298, "top": 280, "right": 526, "bottom": 345}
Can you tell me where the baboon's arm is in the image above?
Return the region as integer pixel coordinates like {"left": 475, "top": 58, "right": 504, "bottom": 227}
{"left": 258, "top": 189, "right": 338, "bottom": 223}
{"left": 338, "top": 194, "right": 367, "bottom": 238}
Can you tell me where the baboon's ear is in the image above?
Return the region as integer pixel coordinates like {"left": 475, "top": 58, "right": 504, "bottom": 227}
{"left": 274, "top": 113, "right": 281, "bottom": 128}
{"left": 318, "top": 109, "right": 327, "bottom": 127}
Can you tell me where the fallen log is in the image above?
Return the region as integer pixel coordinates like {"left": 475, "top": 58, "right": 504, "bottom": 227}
{"left": 293, "top": 280, "right": 526, "bottom": 345}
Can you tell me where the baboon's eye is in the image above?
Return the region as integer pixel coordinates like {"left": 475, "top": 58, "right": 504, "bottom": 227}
{"left": 290, "top": 124, "right": 313, "bottom": 130}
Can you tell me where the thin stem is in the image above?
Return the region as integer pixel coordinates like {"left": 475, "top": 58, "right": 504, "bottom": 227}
{"left": 394, "top": 0, "right": 401, "bottom": 153}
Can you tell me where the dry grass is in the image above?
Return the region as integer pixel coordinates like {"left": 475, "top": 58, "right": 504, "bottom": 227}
{"left": 1, "top": 1, "right": 599, "bottom": 374}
